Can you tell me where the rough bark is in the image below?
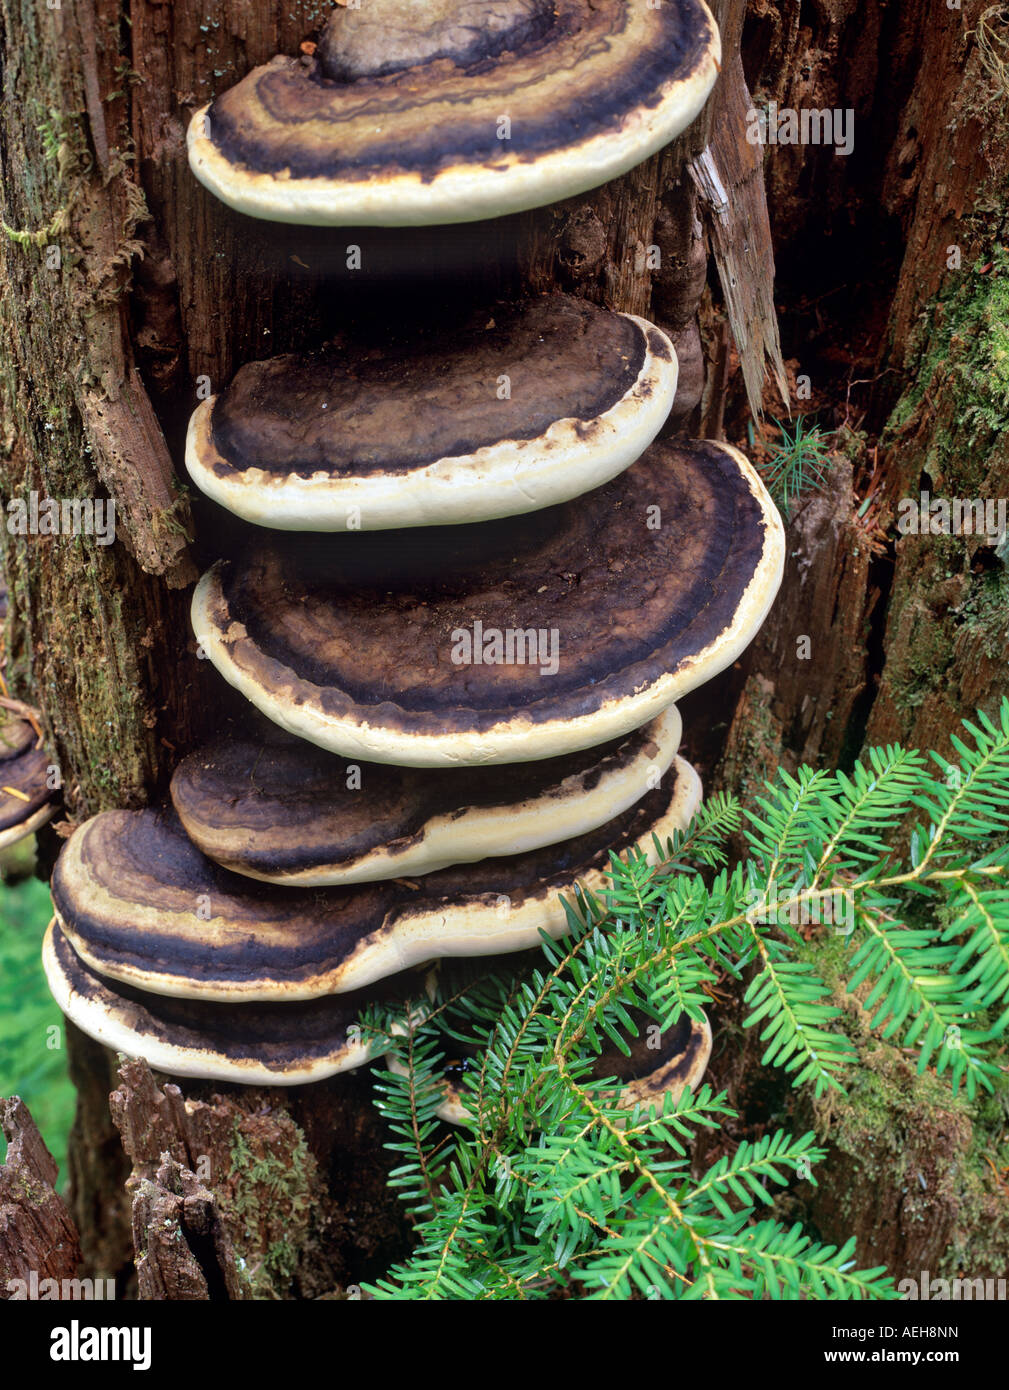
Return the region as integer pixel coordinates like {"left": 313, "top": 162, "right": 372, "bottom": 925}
{"left": 688, "top": 0, "right": 1009, "bottom": 785}
{"left": 863, "top": 2, "right": 1009, "bottom": 756}
{"left": 0, "top": 0, "right": 199, "bottom": 823}
{"left": 63, "top": 1022, "right": 134, "bottom": 1290}
{"left": 0, "top": 1096, "right": 81, "bottom": 1295}
{"left": 109, "top": 1058, "right": 410, "bottom": 1298}
{"left": 691, "top": 0, "right": 788, "bottom": 419}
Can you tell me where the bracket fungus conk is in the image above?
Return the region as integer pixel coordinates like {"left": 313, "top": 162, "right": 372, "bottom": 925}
{"left": 0, "top": 579, "right": 57, "bottom": 852}
{"left": 0, "top": 711, "right": 56, "bottom": 850}
{"left": 192, "top": 442, "right": 784, "bottom": 766}
{"left": 390, "top": 1004, "right": 714, "bottom": 1125}
{"left": 44, "top": 2, "right": 781, "bottom": 1104}
{"left": 185, "top": 295, "right": 679, "bottom": 531}
{"left": 49, "top": 764, "right": 701, "bottom": 1004}
{"left": 187, "top": 0, "right": 721, "bottom": 226}
{"left": 42, "top": 920, "right": 420, "bottom": 1086}
{"left": 170, "top": 706, "right": 682, "bottom": 887}
{"left": 45, "top": 765, "right": 702, "bottom": 1080}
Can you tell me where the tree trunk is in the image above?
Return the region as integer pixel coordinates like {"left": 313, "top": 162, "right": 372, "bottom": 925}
{"left": 691, "top": 0, "right": 1009, "bottom": 1281}
{"left": 0, "top": 1098, "right": 81, "bottom": 1295}
{"left": 2, "top": 0, "right": 1006, "bottom": 1295}
{"left": 699, "top": 0, "right": 1009, "bottom": 788}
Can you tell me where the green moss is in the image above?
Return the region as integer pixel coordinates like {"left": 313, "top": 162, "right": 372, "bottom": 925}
{"left": 0, "top": 20, "right": 177, "bottom": 817}
{"left": 796, "top": 931, "right": 1009, "bottom": 1277}
{"left": 220, "top": 1117, "right": 315, "bottom": 1299}
{"left": 718, "top": 676, "right": 783, "bottom": 804}
{"left": 956, "top": 567, "right": 1009, "bottom": 659}
{"left": 263, "top": 1238, "right": 299, "bottom": 1284}
{"left": 890, "top": 617, "right": 957, "bottom": 713}
{"left": 885, "top": 247, "right": 1009, "bottom": 492}
{"left": 951, "top": 1082, "right": 1009, "bottom": 1275}
{"left": 150, "top": 495, "right": 194, "bottom": 544}
{"left": 882, "top": 551, "right": 1008, "bottom": 719}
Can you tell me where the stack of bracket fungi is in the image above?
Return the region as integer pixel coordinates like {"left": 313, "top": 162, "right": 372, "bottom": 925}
{"left": 44, "top": 1, "right": 785, "bottom": 1123}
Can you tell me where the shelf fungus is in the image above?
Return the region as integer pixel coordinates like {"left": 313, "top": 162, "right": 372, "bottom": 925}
{"left": 42, "top": 919, "right": 425, "bottom": 1086}
{"left": 51, "top": 761, "right": 701, "bottom": 1003}
{"left": 0, "top": 712, "right": 56, "bottom": 850}
{"left": 192, "top": 441, "right": 785, "bottom": 767}
{"left": 185, "top": 296, "right": 678, "bottom": 531}
{"left": 603, "top": 1010, "right": 713, "bottom": 1117}
{"left": 187, "top": 0, "right": 721, "bottom": 227}
{"left": 170, "top": 706, "right": 681, "bottom": 887}
{"left": 391, "top": 1007, "right": 713, "bottom": 1124}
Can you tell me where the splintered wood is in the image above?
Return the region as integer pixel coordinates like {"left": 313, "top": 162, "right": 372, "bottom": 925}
{"left": 0, "top": 1097, "right": 82, "bottom": 1297}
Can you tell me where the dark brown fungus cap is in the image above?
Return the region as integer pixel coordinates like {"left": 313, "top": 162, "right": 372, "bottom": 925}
{"left": 42, "top": 920, "right": 421, "bottom": 1086}
{"left": 187, "top": 0, "right": 721, "bottom": 226}
{"left": 192, "top": 440, "right": 785, "bottom": 766}
{"left": 51, "top": 764, "right": 701, "bottom": 1002}
{"left": 0, "top": 712, "right": 56, "bottom": 849}
{"left": 603, "top": 1011, "right": 713, "bottom": 1116}
{"left": 185, "top": 295, "right": 678, "bottom": 531}
{"left": 170, "top": 706, "right": 681, "bottom": 887}
{"left": 393, "top": 1005, "right": 712, "bottom": 1124}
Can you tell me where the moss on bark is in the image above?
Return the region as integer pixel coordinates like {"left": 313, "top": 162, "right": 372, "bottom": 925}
{"left": 794, "top": 933, "right": 1009, "bottom": 1281}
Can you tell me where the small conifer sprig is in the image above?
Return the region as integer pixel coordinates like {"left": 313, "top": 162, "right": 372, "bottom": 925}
{"left": 360, "top": 703, "right": 1009, "bottom": 1300}
{"left": 757, "top": 415, "right": 833, "bottom": 509}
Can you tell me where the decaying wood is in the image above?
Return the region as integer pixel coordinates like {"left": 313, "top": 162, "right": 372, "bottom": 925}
{"left": 713, "top": 459, "right": 873, "bottom": 785}
{"left": 0, "top": 0, "right": 202, "bottom": 819}
{"left": 64, "top": 1023, "right": 134, "bottom": 1289}
{"left": 690, "top": 0, "right": 789, "bottom": 420}
{"left": 517, "top": 0, "right": 774, "bottom": 428}
{"left": 805, "top": 1072, "right": 1005, "bottom": 1281}
{"left": 878, "top": 1, "right": 1004, "bottom": 356}
{"left": 0, "top": 1096, "right": 81, "bottom": 1296}
{"left": 862, "top": 1, "right": 1009, "bottom": 755}
{"left": 706, "top": 0, "right": 1009, "bottom": 785}
{"left": 1, "top": 2, "right": 193, "bottom": 585}
{"left": 109, "top": 1058, "right": 409, "bottom": 1298}
{"left": 78, "top": 366, "right": 196, "bottom": 586}
{"left": 132, "top": 1157, "right": 246, "bottom": 1301}
{"left": 798, "top": 947, "right": 1009, "bottom": 1281}
{"left": 698, "top": 1, "right": 1009, "bottom": 1281}
{"left": 514, "top": 142, "right": 714, "bottom": 423}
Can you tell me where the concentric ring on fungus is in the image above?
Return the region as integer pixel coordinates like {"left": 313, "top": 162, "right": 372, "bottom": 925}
{"left": 185, "top": 295, "right": 678, "bottom": 531}
{"left": 42, "top": 920, "right": 424, "bottom": 1086}
{"left": 171, "top": 706, "right": 682, "bottom": 887}
{"left": 52, "top": 760, "right": 702, "bottom": 1002}
{"left": 187, "top": 0, "right": 721, "bottom": 226}
{"left": 0, "top": 712, "right": 57, "bottom": 850}
{"left": 192, "top": 440, "right": 784, "bottom": 767}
